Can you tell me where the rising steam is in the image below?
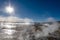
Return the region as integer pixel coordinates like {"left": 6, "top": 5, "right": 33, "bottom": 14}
{"left": 17, "top": 17, "right": 59, "bottom": 40}
{"left": 0, "top": 16, "right": 33, "bottom": 23}
{"left": 0, "top": 15, "right": 59, "bottom": 40}
{"left": 34, "top": 17, "right": 59, "bottom": 38}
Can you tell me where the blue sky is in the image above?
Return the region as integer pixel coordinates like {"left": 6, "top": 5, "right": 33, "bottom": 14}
{"left": 0, "top": 0, "right": 60, "bottom": 21}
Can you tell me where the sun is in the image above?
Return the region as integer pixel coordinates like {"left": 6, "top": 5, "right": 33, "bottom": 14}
{"left": 5, "top": 6, "right": 14, "bottom": 14}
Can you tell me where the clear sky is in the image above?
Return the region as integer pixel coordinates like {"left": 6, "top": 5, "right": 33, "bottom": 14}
{"left": 0, "top": 0, "right": 60, "bottom": 21}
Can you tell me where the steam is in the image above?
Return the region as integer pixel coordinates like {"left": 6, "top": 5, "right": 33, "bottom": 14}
{"left": 0, "top": 16, "right": 33, "bottom": 23}
{"left": 16, "top": 17, "right": 59, "bottom": 40}
{"left": 0, "top": 16, "right": 33, "bottom": 39}
{"left": 35, "top": 17, "right": 59, "bottom": 38}
{"left": 47, "top": 17, "right": 56, "bottom": 22}
{"left": 15, "top": 17, "right": 59, "bottom": 40}
{"left": 0, "top": 16, "right": 59, "bottom": 40}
